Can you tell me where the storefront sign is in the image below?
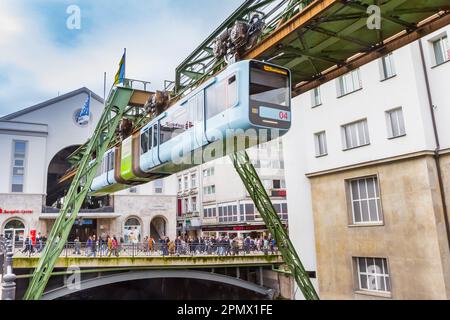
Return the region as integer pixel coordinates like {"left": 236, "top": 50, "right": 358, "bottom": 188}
{"left": 30, "top": 229, "right": 36, "bottom": 245}
{"left": 202, "top": 225, "right": 270, "bottom": 232}
{"left": 0, "top": 208, "right": 33, "bottom": 214}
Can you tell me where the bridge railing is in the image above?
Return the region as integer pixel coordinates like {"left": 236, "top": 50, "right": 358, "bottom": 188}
{"left": 13, "top": 241, "right": 280, "bottom": 258}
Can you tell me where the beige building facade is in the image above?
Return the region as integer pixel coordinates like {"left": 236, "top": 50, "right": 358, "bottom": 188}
{"left": 309, "top": 152, "right": 450, "bottom": 299}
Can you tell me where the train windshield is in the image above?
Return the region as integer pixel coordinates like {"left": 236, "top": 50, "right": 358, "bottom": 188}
{"left": 250, "top": 65, "right": 289, "bottom": 106}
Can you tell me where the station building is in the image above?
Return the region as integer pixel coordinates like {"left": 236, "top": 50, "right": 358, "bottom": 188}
{"left": 0, "top": 88, "right": 177, "bottom": 248}
{"left": 285, "top": 26, "right": 450, "bottom": 299}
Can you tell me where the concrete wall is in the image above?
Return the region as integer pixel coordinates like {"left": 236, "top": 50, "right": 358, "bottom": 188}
{"left": 309, "top": 155, "right": 450, "bottom": 299}
{"left": 0, "top": 194, "right": 46, "bottom": 235}
{"left": 113, "top": 194, "right": 177, "bottom": 240}
{"left": 0, "top": 124, "right": 47, "bottom": 194}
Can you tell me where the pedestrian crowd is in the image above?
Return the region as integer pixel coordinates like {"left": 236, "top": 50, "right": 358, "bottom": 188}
{"left": 15, "top": 232, "right": 278, "bottom": 257}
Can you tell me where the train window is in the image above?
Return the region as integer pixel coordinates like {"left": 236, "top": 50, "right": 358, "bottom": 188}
{"left": 250, "top": 68, "right": 289, "bottom": 106}
{"left": 153, "top": 124, "right": 158, "bottom": 147}
{"left": 228, "top": 74, "right": 238, "bottom": 108}
{"left": 107, "top": 151, "right": 115, "bottom": 171}
{"left": 148, "top": 127, "right": 153, "bottom": 151}
{"left": 95, "top": 162, "right": 102, "bottom": 177}
{"left": 160, "top": 108, "right": 191, "bottom": 144}
{"left": 206, "top": 80, "right": 227, "bottom": 119}
{"left": 141, "top": 129, "right": 149, "bottom": 154}
{"left": 196, "top": 92, "right": 204, "bottom": 122}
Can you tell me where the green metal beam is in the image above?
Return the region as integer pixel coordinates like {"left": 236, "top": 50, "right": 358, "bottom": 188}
{"left": 174, "top": 0, "right": 314, "bottom": 96}
{"left": 230, "top": 151, "right": 319, "bottom": 300}
{"left": 23, "top": 87, "right": 134, "bottom": 300}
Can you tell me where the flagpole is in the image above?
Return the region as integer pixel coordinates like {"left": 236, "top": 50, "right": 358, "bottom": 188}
{"left": 103, "top": 72, "right": 107, "bottom": 101}
{"left": 123, "top": 48, "right": 127, "bottom": 84}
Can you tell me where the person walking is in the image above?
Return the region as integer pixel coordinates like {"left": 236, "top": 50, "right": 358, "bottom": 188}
{"left": 74, "top": 237, "right": 81, "bottom": 255}
{"left": 92, "top": 235, "right": 97, "bottom": 257}
{"left": 263, "top": 237, "right": 269, "bottom": 255}
{"left": 86, "top": 236, "right": 93, "bottom": 257}
{"left": 107, "top": 236, "right": 113, "bottom": 256}
{"left": 111, "top": 236, "right": 119, "bottom": 257}
{"left": 148, "top": 236, "right": 154, "bottom": 256}
{"left": 168, "top": 240, "right": 176, "bottom": 256}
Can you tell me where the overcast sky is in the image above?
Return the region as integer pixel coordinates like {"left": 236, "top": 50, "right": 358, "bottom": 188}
{"left": 0, "top": 0, "right": 243, "bottom": 117}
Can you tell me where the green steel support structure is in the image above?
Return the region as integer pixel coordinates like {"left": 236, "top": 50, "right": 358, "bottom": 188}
{"left": 23, "top": 87, "right": 134, "bottom": 300}
{"left": 230, "top": 151, "right": 319, "bottom": 300}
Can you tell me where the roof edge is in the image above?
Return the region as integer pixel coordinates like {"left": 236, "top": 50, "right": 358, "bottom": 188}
{"left": 0, "top": 87, "right": 105, "bottom": 121}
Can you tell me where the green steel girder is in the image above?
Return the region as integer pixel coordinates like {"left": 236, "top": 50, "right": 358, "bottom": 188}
{"left": 23, "top": 87, "right": 134, "bottom": 300}
{"left": 230, "top": 151, "right": 319, "bottom": 300}
{"left": 174, "top": 0, "right": 312, "bottom": 96}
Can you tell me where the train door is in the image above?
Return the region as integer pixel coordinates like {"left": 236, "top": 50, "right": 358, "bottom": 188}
{"left": 142, "top": 126, "right": 155, "bottom": 169}
{"left": 152, "top": 123, "right": 161, "bottom": 167}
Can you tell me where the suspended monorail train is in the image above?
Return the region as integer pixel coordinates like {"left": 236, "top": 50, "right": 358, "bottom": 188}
{"left": 89, "top": 60, "right": 292, "bottom": 196}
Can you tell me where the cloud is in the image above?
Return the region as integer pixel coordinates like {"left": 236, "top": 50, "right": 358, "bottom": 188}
{"left": 0, "top": 0, "right": 243, "bottom": 117}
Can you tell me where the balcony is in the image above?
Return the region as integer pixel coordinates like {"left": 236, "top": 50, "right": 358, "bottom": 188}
{"left": 184, "top": 211, "right": 200, "bottom": 218}
{"left": 271, "top": 189, "right": 287, "bottom": 197}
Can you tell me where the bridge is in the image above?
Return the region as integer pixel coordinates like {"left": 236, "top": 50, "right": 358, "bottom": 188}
{"left": 12, "top": 253, "right": 291, "bottom": 300}
{"left": 13, "top": 253, "right": 284, "bottom": 269}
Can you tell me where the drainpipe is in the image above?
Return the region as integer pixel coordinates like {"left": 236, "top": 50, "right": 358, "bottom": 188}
{"left": 418, "top": 40, "right": 450, "bottom": 252}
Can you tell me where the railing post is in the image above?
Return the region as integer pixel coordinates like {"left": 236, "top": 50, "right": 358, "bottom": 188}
{"left": 0, "top": 237, "right": 5, "bottom": 277}
{"left": 2, "top": 241, "right": 16, "bottom": 300}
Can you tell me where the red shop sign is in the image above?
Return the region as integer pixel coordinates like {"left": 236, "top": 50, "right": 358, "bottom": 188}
{"left": 0, "top": 208, "right": 33, "bottom": 214}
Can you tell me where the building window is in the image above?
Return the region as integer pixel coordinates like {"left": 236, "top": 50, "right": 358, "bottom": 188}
{"left": 184, "top": 176, "right": 189, "bottom": 189}
{"left": 203, "top": 167, "right": 214, "bottom": 177}
{"left": 355, "top": 257, "right": 391, "bottom": 294}
{"left": 311, "top": 87, "right": 322, "bottom": 107}
{"left": 203, "top": 207, "right": 217, "bottom": 218}
{"left": 191, "top": 196, "right": 197, "bottom": 212}
{"left": 124, "top": 218, "right": 141, "bottom": 243}
{"left": 271, "top": 160, "right": 285, "bottom": 169}
{"left": 386, "top": 108, "right": 406, "bottom": 138}
{"left": 218, "top": 203, "right": 238, "bottom": 222}
{"left": 11, "top": 141, "right": 27, "bottom": 193}
{"left": 273, "top": 202, "right": 288, "bottom": 220}
{"left": 273, "top": 179, "right": 285, "bottom": 189}
{"left": 348, "top": 176, "right": 383, "bottom": 224}
{"left": 129, "top": 187, "right": 137, "bottom": 193}
{"left": 342, "top": 119, "right": 370, "bottom": 150}
{"left": 432, "top": 35, "right": 449, "bottom": 66}
{"left": 203, "top": 185, "right": 215, "bottom": 195}
{"left": 314, "top": 131, "right": 328, "bottom": 157}
{"left": 251, "top": 160, "right": 261, "bottom": 168}
{"left": 3, "top": 219, "right": 26, "bottom": 248}
{"left": 337, "top": 69, "right": 361, "bottom": 97}
{"left": 183, "top": 198, "right": 189, "bottom": 213}
{"left": 154, "top": 179, "right": 164, "bottom": 194}
{"left": 240, "top": 203, "right": 256, "bottom": 221}
{"left": 191, "top": 173, "right": 197, "bottom": 188}
{"left": 380, "top": 53, "right": 396, "bottom": 80}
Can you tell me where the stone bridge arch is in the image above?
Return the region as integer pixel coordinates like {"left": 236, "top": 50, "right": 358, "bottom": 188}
{"left": 42, "top": 269, "right": 274, "bottom": 300}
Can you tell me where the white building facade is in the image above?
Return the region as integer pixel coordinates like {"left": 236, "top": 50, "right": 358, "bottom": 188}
{"left": 176, "top": 139, "right": 289, "bottom": 239}
{"left": 0, "top": 88, "right": 177, "bottom": 248}
{"left": 285, "top": 26, "right": 450, "bottom": 299}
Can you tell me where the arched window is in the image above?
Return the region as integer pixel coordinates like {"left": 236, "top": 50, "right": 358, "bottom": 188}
{"left": 3, "top": 219, "right": 26, "bottom": 248}
{"left": 150, "top": 216, "right": 167, "bottom": 240}
{"left": 5, "top": 219, "right": 25, "bottom": 230}
{"left": 124, "top": 217, "right": 141, "bottom": 243}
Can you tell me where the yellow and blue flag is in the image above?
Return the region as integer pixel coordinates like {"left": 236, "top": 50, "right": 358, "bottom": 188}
{"left": 114, "top": 49, "right": 126, "bottom": 85}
